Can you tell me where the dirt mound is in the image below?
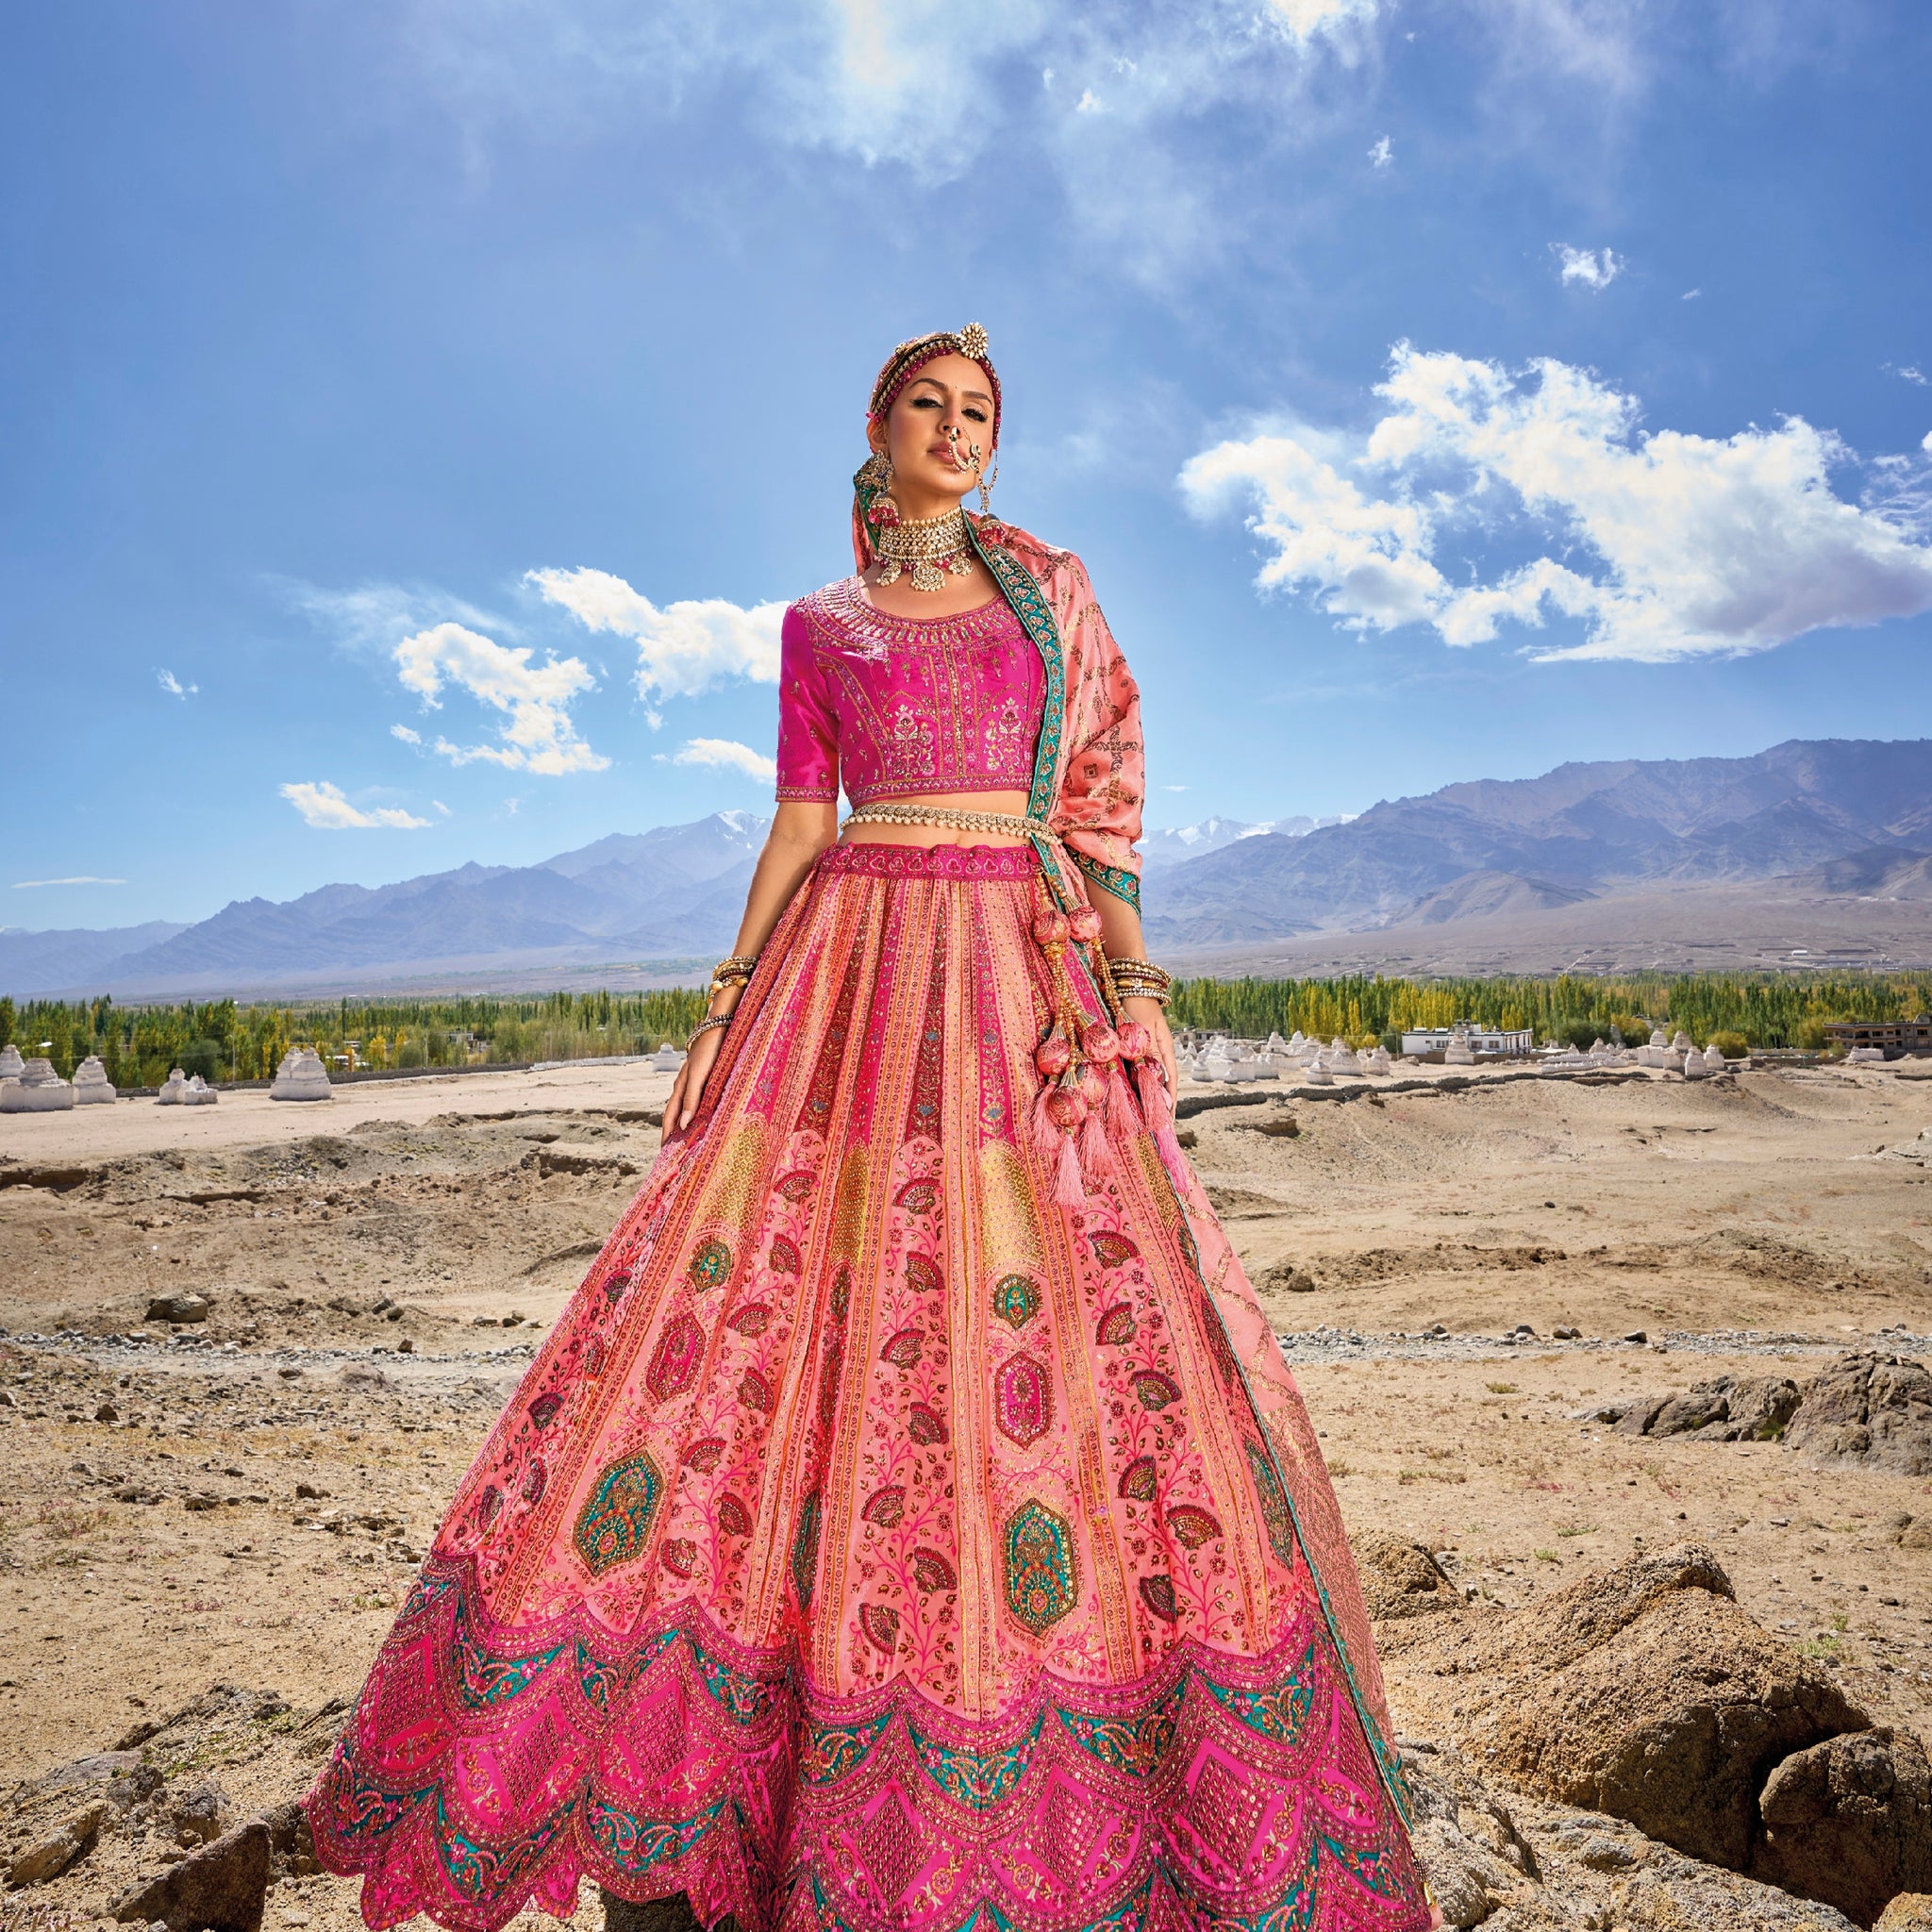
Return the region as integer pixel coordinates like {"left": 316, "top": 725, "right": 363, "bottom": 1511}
{"left": 1351, "top": 1534, "right": 1463, "bottom": 1622}
{"left": 1785, "top": 1353, "right": 1932, "bottom": 1474}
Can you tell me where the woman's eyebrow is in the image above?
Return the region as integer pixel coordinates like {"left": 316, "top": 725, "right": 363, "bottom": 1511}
{"left": 907, "top": 376, "right": 995, "bottom": 407}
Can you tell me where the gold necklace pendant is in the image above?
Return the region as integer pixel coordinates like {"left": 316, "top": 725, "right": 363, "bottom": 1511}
{"left": 874, "top": 505, "right": 972, "bottom": 593}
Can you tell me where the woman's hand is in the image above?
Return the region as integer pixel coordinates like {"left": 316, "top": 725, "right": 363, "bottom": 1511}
{"left": 666, "top": 989, "right": 743, "bottom": 1136}
{"left": 1123, "top": 995, "right": 1176, "bottom": 1096}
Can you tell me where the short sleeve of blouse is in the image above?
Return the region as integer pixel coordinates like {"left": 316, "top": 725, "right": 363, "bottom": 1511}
{"left": 774, "top": 605, "right": 840, "bottom": 802}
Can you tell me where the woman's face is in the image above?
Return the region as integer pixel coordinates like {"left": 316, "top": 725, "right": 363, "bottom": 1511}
{"left": 870, "top": 353, "right": 995, "bottom": 514}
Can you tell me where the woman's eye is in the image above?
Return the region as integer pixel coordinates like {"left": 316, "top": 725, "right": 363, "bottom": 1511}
{"left": 965, "top": 408, "right": 988, "bottom": 422}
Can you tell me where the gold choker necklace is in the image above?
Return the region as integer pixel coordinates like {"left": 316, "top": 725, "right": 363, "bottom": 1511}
{"left": 874, "top": 506, "right": 974, "bottom": 592}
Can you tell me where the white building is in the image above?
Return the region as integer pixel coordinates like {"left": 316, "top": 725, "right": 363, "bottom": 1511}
{"left": 1400, "top": 1023, "right": 1536, "bottom": 1059}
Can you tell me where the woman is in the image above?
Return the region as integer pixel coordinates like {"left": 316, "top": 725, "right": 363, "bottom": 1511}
{"left": 306, "top": 326, "right": 1436, "bottom": 1932}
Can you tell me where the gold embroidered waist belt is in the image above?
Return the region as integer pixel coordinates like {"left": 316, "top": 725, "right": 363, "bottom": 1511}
{"left": 842, "top": 803, "right": 1052, "bottom": 840}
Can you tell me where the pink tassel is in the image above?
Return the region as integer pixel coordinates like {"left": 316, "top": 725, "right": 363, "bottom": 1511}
{"left": 1135, "top": 1058, "right": 1191, "bottom": 1191}
{"left": 1030, "top": 1098, "right": 1061, "bottom": 1178}
{"left": 1105, "top": 1063, "right": 1136, "bottom": 1141}
{"left": 1080, "top": 1103, "right": 1111, "bottom": 1176}
{"left": 1053, "top": 1133, "right": 1086, "bottom": 1210}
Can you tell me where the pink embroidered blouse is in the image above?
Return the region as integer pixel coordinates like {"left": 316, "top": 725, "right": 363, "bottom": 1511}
{"left": 774, "top": 577, "right": 1045, "bottom": 808}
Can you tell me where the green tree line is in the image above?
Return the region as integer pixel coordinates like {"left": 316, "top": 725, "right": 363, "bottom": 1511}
{"left": 3, "top": 971, "right": 1924, "bottom": 1089}
{"left": 1166, "top": 970, "right": 1932, "bottom": 1052}
{"left": 0, "top": 988, "right": 707, "bottom": 1088}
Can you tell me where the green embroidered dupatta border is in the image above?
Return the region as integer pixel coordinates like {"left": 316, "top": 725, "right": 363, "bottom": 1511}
{"left": 965, "top": 519, "right": 1083, "bottom": 914}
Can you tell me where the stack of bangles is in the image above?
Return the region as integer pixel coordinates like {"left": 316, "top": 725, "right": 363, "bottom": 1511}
{"left": 687, "top": 954, "right": 758, "bottom": 1050}
{"left": 1108, "top": 958, "right": 1174, "bottom": 1007}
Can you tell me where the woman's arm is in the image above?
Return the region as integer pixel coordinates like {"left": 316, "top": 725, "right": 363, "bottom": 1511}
{"left": 666, "top": 799, "right": 839, "bottom": 1133}
{"left": 1091, "top": 890, "right": 1177, "bottom": 1096}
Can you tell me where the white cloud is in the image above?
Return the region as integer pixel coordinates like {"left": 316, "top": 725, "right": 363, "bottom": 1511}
{"left": 433, "top": 799, "right": 452, "bottom": 816}
{"left": 666, "top": 738, "right": 778, "bottom": 784}
{"left": 393, "top": 622, "right": 608, "bottom": 774}
{"left": 157, "top": 669, "right": 197, "bottom": 699}
{"left": 1180, "top": 341, "right": 1932, "bottom": 663}
{"left": 526, "top": 567, "right": 783, "bottom": 724}
{"left": 1554, "top": 243, "right": 1623, "bottom": 289}
{"left": 12, "top": 876, "right": 127, "bottom": 889}
{"left": 1682, "top": 288, "right": 1702, "bottom": 300}
{"left": 1074, "top": 88, "right": 1101, "bottom": 112}
{"left": 1368, "top": 134, "right": 1391, "bottom": 168}
{"left": 391, "top": 724, "right": 423, "bottom": 744}
{"left": 280, "top": 782, "right": 432, "bottom": 830}
{"left": 1892, "top": 364, "right": 1928, "bottom": 387}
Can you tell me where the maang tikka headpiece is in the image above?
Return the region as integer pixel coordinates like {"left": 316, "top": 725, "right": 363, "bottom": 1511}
{"left": 850, "top": 323, "right": 1005, "bottom": 577}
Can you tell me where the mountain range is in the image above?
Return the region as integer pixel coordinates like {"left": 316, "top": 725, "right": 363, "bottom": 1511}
{"left": 6, "top": 740, "right": 1930, "bottom": 998}
{"left": 1139, "top": 738, "right": 1932, "bottom": 949}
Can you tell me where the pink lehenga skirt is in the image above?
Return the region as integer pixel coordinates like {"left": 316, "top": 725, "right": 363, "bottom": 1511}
{"left": 305, "top": 843, "right": 1431, "bottom": 1932}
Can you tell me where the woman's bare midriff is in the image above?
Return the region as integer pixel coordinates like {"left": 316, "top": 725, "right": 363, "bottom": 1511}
{"left": 838, "top": 790, "right": 1035, "bottom": 849}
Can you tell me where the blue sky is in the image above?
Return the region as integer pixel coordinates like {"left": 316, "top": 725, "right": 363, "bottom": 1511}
{"left": 5, "top": 0, "right": 1930, "bottom": 931}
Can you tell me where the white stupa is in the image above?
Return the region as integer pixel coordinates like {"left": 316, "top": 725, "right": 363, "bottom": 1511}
{"left": 1443, "top": 1025, "right": 1477, "bottom": 1067}
{"left": 648, "top": 1043, "right": 687, "bottom": 1073}
{"left": 1703, "top": 1041, "right": 1727, "bottom": 1073}
{"left": 157, "top": 1068, "right": 189, "bottom": 1105}
{"left": 0, "top": 1045, "right": 25, "bottom": 1082}
{"left": 1682, "top": 1047, "right": 1709, "bottom": 1080}
{"left": 0, "top": 1058, "right": 75, "bottom": 1112}
{"left": 1301, "top": 1057, "right": 1334, "bottom": 1086}
{"left": 72, "top": 1057, "right": 116, "bottom": 1105}
{"left": 1363, "top": 1045, "right": 1393, "bottom": 1074}
{"left": 271, "top": 1047, "right": 333, "bottom": 1101}
{"left": 183, "top": 1074, "right": 219, "bottom": 1106}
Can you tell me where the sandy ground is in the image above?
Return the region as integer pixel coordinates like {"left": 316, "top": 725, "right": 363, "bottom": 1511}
{"left": 1, "top": 1056, "right": 1928, "bottom": 1930}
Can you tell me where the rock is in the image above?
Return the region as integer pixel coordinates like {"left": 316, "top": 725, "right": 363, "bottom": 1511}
{"left": 1352, "top": 1533, "right": 1463, "bottom": 1622}
{"left": 1634, "top": 1374, "right": 1804, "bottom": 1441}
{"left": 1260, "top": 1260, "right": 1319, "bottom": 1293}
{"left": 8, "top": 1801, "right": 107, "bottom": 1884}
{"left": 1615, "top": 1393, "right": 1672, "bottom": 1436}
{"left": 1483, "top": 1582, "right": 1868, "bottom": 1870}
{"left": 112, "top": 1818, "right": 271, "bottom": 1932}
{"left": 1403, "top": 1545, "right": 1871, "bottom": 1876}
{"left": 1553, "top": 1324, "right": 1582, "bottom": 1341}
{"left": 168, "top": 1783, "right": 229, "bottom": 1846}
{"left": 147, "top": 1293, "right": 210, "bottom": 1324}
{"left": 269, "top": 1049, "right": 331, "bottom": 1102}
{"left": 1624, "top": 1329, "right": 1649, "bottom": 1343}
{"left": 259, "top": 1802, "right": 320, "bottom": 1881}
{"left": 601, "top": 1893, "right": 703, "bottom": 1932}
{"left": 95, "top": 1401, "right": 119, "bottom": 1422}
{"left": 1877, "top": 1899, "right": 1932, "bottom": 1930}
{"left": 336, "top": 1364, "right": 391, "bottom": 1391}
{"left": 1902, "top": 1520, "right": 1932, "bottom": 1552}
{"left": 73, "top": 1056, "right": 117, "bottom": 1104}
{"left": 1410, "top": 1815, "right": 1517, "bottom": 1926}
{"left": 1751, "top": 1728, "right": 1932, "bottom": 1926}
{"left": 1785, "top": 1353, "right": 1932, "bottom": 1475}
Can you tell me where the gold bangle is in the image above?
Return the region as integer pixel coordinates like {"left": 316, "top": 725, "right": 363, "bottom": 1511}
{"left": 685, "top": 1014, "right": 732, "bottom": 1051}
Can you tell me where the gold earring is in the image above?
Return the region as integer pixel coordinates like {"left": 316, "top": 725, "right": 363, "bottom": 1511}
{"left": 977, "top": 454, "right": 999, "bottom": 516}
{"left": 860, "top": 449, "right": 902, "bottom": 533}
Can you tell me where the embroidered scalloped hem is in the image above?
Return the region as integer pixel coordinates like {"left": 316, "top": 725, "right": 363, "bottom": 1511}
{"left": 303, "top": 1557, "right": 1429, "bottom": 1932}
